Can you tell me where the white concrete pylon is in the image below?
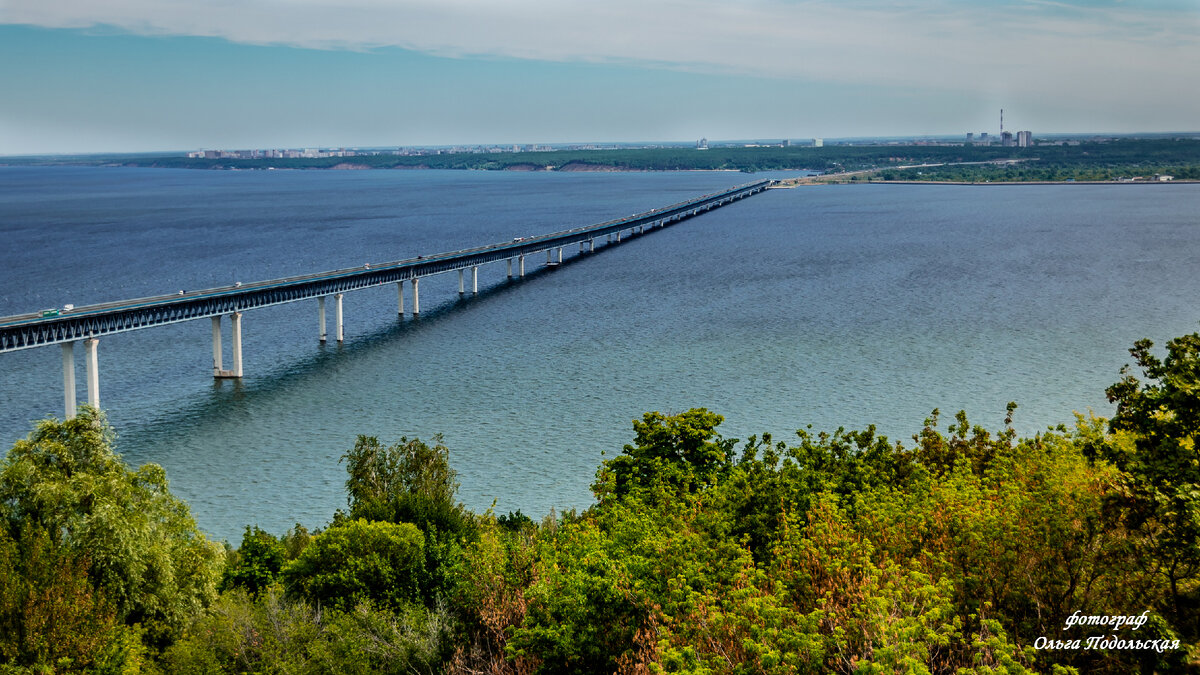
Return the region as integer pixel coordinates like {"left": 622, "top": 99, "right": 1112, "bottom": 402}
{"left": 519, "top": 255, "right": 525, "bottom": 277}
{"left": 471, "top": 266, "right": 478, "bottom": 293}
{"left": 459, "top": 269, "right": 465, "bottom": 295}
{"left": 397, "top": 282, "right": 405, "bottom": 316}
{"left": 335, "top": 294, "right": 344, "bottom": 342}
{"left": 412, "top": 278, "right": 420, "bottom": 314}
{"left": 557, "top": 248, "right": 563, "bottom": 263}
{"left": 230, "top": 312, "right": 244, "bottom": 377}
{"left": 318, "top": 296, "right": 327, "bottom": 342}
{"left": 62, "top": 341, "right": 76, "bottom": 420}
{"left": 85, "top": 337, "right": 99, "bottom": 410}
{"left": 212, "top": 316, "right": 223, "bottom": 375}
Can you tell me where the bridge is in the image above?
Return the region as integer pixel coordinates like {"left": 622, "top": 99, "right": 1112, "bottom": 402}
{"left": 0, "top": 178, "right": 774, "bottom": 419}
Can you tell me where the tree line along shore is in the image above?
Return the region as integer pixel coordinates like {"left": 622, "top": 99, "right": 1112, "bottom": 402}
{"left": 6, "top": 137, "right": 1200, "bottom": 184}
{"left": 3, "top": 330, "right": 1200, "bottom": 673}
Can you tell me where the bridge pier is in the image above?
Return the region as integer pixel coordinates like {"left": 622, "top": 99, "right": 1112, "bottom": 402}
{"left": 519, "top": 255, "right": 525, "bottom": 277}
{"left": 230, "top": 313, "right": 243, "bottom": 377}
{"left": 85, "top": 337, "right": 99, "bottom": 410}
{"left": 458, "top": 269, "right": 464, "bottom": 295}
{"left": 546, "top": 249, "right": 552, "bottom": 264}
{"left": 397, "top": 282, "right": 404, "bottom": 316}
{"left": 212, "top": 313, "right": 244, "bottom": 378}
{"left": 589, "top": 238, "right": 595, "bottom": 252}
{"left": 212, "top": 317, "right": 223, "bottom": 376}
{"left": 557, "top": 248, "right": 563, "bottom": 263}
{"left": 471, "top": 266, "right": 478, "bottom": 293}
{"left": 507, "top": 259, "right": 512, "bottom": 279}
{"left": 412, "top": 278, "right": 420, "bottom": 315}
{"left": 62, "top": 341, "right": 76, "bottom": 419}
{"left": 579, "top": 241, "right": 584, "bottom": 254}
{"left": 335, "top": 294, "right": 344, "bottom": 343}
{"left": 318, "top": 297, "right": 327, "bottom": 342}
{"left": 617, "top": 231, "right": 622, "bottom": 242}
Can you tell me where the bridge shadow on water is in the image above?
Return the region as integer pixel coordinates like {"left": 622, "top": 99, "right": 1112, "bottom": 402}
{"left": 122, "top": 235, "right": 641, "bottom": 439}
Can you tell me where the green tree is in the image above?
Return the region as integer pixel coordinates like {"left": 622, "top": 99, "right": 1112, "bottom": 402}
{"left": 221, "top": 526, "right": 287, "bottom": 597}
{"left": 340, "top": 434, "right": 474, "bottom": 604}
{"left": 342, "top": 434, "right": 471, "bottom": 538}
{"left": 164, "top": 586, "right": 450, "bottom": 675}
{"left": 1097, "top": 333, "right": 1200, "bottom": 636}
{"left": 595, "top": 408, "right": 736, "bottom": 499}
{"left": 0, "top": 408, "right": 222, "bottom": 652}
{"left": 282, "top": 518, "right": 426, "bottom": 613}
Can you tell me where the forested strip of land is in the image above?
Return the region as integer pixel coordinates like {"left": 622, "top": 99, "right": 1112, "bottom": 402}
{"left": 8, "top": 137, "right": 1200, "bottom": 180}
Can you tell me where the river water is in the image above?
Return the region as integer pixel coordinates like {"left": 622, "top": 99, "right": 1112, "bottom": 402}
{"left": 2, "top": 167, "right": 1198, "bottom": 542}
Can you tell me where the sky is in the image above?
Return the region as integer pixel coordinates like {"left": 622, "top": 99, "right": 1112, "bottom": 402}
{"left": 2, "top": 0, "right": 1199, "bottom": 154}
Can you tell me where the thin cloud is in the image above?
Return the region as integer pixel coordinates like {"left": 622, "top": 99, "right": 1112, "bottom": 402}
{"left": 4, "top": 0, "right": 1199, "bottom": 107}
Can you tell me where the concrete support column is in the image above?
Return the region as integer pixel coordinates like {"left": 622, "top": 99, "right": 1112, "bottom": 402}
{"left": 579, "top": 241, "right": 584, "bottom": 253}
{"left": 471, "top": 266, "right": 478, "bottom": 293}
{"left": 507, "top": 258, "right": 513, "bottom": 278}
{"left": 318, "top": 297, "right": 327, "bottom": 342}
{"left": 519, "top": 256, "right": 525, "bottom": 277}
{"left": 230, "top": 312, "right": 243, "bottom": 378}
{"left": 589, "top": 238, "right": 595, "bottom": 252}
{"left": 547, "top": 249, "right": 553, "bottom": 264}
{"left": 458, "top": 269, "right": 465, "bottom": 295}
{"left": 335, "top": 294, "right": 344, "bottom": 343}
{"left": 557, "top": 248, "right": 563, "bottom": 263}
{"left": 397, "top": 282, "right": 405, "bottom": 316}
{"left": 412, "top": 278, "right": 420, "bottom": 315}
{"left": 212, "top": 316, "right": 223, "bottom": 375}
{"left": 85, "top": 338, "right": 99, "bottom": 410}
{"left": 617, "top": 230, "right": 622, "bottom": 242}
{"left": 62, "top": 341, "right": 76, "bottom": 420}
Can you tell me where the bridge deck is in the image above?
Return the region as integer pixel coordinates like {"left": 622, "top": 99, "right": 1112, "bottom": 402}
{"left": 0, "top": 179, "right": 773, "bottom": 353}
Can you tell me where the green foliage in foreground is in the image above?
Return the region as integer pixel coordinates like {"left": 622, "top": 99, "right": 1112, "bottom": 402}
{"left": 4, "top": 333, "right": 1200, "bottom": 673}
{"left": 0, "top": 408, "right": 222, "bottom": 671}
{"left": 282, "top": 519, "right": 426, "bottom": 613}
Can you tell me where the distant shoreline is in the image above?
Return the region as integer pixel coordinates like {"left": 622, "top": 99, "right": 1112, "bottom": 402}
{"left": 3, "top": 138, "right": 1199, "bottom": 183}
{"left": 779, "top": 178, "right": 1200, "bottom": 187}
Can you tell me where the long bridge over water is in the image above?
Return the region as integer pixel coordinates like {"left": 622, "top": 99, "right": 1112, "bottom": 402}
{"left": 0, "top": 179, "right": 774, "bottom": 419}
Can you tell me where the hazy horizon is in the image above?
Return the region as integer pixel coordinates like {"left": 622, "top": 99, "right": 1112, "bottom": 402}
{"left": 6, "top": 130, "right": 1200, "bottom": 159}
{"left": 3, "top": 1, "right": 1199, "bottom": 155}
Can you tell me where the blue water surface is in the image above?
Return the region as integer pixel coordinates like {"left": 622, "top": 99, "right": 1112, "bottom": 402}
{"left": 1, "top": 167, "right": 1198, "bottom": 541}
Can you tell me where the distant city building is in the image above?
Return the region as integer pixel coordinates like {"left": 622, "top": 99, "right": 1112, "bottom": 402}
{"left": 813, "top": 138, "right": 823, "bottom": 147}
{"left": 1017, "top": 130, "right": 1032, "bottom": 148}
{"left": 1158, "top": 174, "right": 1175, "bottom": 181}
{"left": 1001, "top": 131, "right": 1014, "bottom": 147}
{"left": 966, "top": 132, "right": 974, "bottom": 143}
{"left": 697, "top": 138, "right": 708, "bottom": 150}
{"left": 979, "top": 132, "right": 989, "bottom": 144}
{"left": 783, "top": 139, "right": 791, "bottom": 147}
